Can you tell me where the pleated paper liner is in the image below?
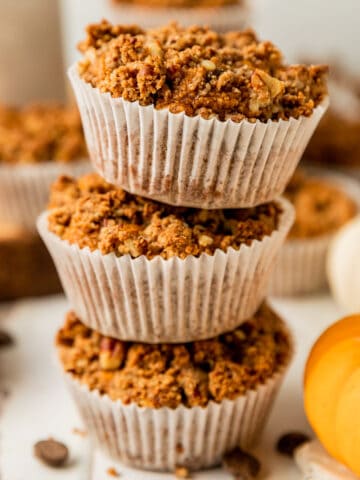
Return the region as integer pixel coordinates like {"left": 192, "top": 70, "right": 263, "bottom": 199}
{"left": 69, "top": 65, "right": 328, "bottom": 209}
{"left": 38, "top": 197, "right": 294, "bottom": 343}
{"left": 269, "top": 170, "right": 360, "bottom": 297}
{"left": 63, "top": 323, "right": 293, "bottom": 471}
{"left": 0, "top": 160, "right": 90, "bottom": 232}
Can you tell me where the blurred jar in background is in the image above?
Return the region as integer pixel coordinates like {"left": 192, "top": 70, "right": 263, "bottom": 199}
{"left": 60, "top": 0, "right": 249, "bottom": 69}
{"left": 0, "top": 0, "right": 65, "bottom": 104}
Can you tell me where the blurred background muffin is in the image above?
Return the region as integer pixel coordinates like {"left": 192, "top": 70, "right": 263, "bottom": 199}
{"left": 270, "top": 169, "right": 360, "bottom": 296}
{"left": 0, "top": 102, "right": 90, "bottom": 299}
{"left": 60, "top": 0, "right": 249, "bottom": 71}
{"left": 303, "top": 69, "right": 360, "bottom": 176}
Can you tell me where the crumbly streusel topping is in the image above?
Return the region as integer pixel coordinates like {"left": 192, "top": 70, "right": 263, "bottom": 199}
{"left": 56, "top": 305, "right": 290, "bottom": 408}
{"left": 111, "top": 0, "right": 240, "bottom": 9}
{"left": 78, "top": 21, "right": 328, "bottom": 122}
{"left": 285, "top": 170, "right": 356, "bottom": 239}
{"left": 0, "top": 103, "right": 87, "bottom": 164}
{"left": 47, "top": 173, "right": 282, "bottom": 259}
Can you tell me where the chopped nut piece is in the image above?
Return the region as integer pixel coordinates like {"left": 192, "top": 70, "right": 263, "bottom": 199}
{"left": 198, "top": 234, "right": 214, "bottom": 247}
{"left": 255, "top": 69, "right": 285, "bottom": 98}
{"left": 146, "top": 41, "right": 162, "bottom": 57}
{"left": 201, "top": 59, "right": 216, "bottom": 71}
{"left": 100, "top": 338, "right": 125, "bottom": 370}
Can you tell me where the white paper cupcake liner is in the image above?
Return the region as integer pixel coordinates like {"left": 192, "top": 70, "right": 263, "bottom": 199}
{"left": 38, "top": 197, "right": 294, "bottom": 343}
{"left": 269, "top": 170, "right": 360, "bottom": 297}
{"left": 0, "top": 160, "right": 90, "bottom": 232}
{"left": 63, "top": 333, "right": 293, "bottom": 472}
{"left": 69, "top": 66, "right": 328, "bottom": 209}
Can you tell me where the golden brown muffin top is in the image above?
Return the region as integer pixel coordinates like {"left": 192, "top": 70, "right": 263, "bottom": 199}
{"left": 47, "top": 173, "right": 282, "bottom": 259}
{"left": 285, "top": 170, "right": 357, "bottom": 239}
{"left": 0, "top": 103, "right": 87, "bottom": 164}
{"left": 78, "top": 21, "right": 328, "bottom": 122}
{"left": 111, "top": 0, "right": 241, "bottom": 8}
{"left": 56, "top": 305, "right": 291, "bottom": 408}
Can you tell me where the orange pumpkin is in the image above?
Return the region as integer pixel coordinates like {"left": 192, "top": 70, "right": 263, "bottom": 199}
{"left": 304, "top": 315, "right": 360, "bottom": 476}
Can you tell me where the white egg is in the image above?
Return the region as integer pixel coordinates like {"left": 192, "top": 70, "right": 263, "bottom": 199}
{"left": 327, "top": 215, "right": 360, "bottom": 313}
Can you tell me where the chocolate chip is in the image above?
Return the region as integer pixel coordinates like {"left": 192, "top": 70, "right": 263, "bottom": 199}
{"left": 222, "top": 448, "right": 261, "bottom": 479}
{"left": 0, "top": 330, "right": 14, "bottom": 347}
{"left": 34, "top": 438, "right": 69, "bottom": 467}
{"left": 276, "top": 432, "right": 310, "bottom": 457}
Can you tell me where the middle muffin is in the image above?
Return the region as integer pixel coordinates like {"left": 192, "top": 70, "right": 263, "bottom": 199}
{"left": 38, "top": 173, "right": 294, "bottom": 342}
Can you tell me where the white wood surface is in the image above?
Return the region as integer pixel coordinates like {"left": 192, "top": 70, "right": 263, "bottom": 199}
{"left": 0, "top": 294, "right": 346, "bottom": 479}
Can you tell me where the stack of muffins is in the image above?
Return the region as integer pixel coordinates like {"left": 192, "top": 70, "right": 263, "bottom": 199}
{"left": 38, "top": 22, "right": 328, "bottom": 472}
{"left": 0, "top": 103, "right": 89, "bottom": 300}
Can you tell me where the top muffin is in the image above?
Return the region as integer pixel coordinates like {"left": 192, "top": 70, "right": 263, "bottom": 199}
{"left": 0, "top": 103, "right": 87, "bottom": 164}
{"left": 47, "top": 173, "right": 282, "bottom": 260}
{"left": 78, "top": 21, "right": 328, "bottom": 122}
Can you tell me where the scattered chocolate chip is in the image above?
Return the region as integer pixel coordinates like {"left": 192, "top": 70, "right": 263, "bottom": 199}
{"left": 0, "top": 330, "right": 14, "bottom": 347}
{"left": 34, "top": 438, "right": 69, "bottom": 467}
{"left": 222, "top": 448, "right": 261, "bottom": 479}
{"left": 276, "top": 432, "right": 310, "bottom": 457}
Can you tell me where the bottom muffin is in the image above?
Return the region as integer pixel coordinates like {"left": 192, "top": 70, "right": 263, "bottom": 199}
{"left": 56, "top": 304, "right": 293, "bottom": 471}
{"left": 269, "top": 170, "right": 360, "bottom": 296}
{"left": 0, "top": 224, "right": 61, "bottom": 300}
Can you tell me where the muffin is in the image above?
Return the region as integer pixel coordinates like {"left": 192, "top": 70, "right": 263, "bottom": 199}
{"left": 269, "top": 169, "right": 359, "bottom": 296}
{"left": 0, "top": 103, "right": 90, "bottom": 230}
{"left": 0, "top": 223, "right": 61, "bottom": 300}
{"left": 304, "top": 70, "right": 360, "bottom": 176}
{"left": 69, "top": 21, "right": 328, "bottom": 209}
{"left": 38, "top": 172, "right": 294, "bottom": 342}
{"left": 57, "top": 304, "right": 293, "bottom": 471}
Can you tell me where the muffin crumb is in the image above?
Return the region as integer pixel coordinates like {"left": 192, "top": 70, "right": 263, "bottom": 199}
{"left": 175, "top": 466, "right": 191, "bottom": 478}
{"left": 107, "top": 467, "right": 120, "bottom": 477}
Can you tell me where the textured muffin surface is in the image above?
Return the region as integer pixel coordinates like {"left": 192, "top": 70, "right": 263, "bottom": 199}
{"left": 57, "top": 304, "right": 291, "bottom": 408}
{"left": 285, "top": 170, "right": 357, "bottom": 239}
{"left": 47, "top": 173, "right": 282, "bottom": 259}
{"left": 78, "top": 21, "right": 328, "bottom": 122}
{"left": 0, "top": 103, "right": 87, "bottom": 164}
